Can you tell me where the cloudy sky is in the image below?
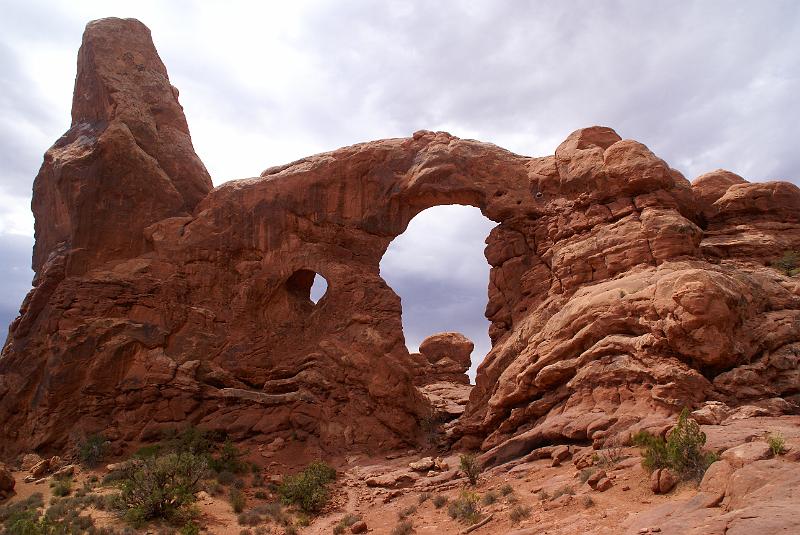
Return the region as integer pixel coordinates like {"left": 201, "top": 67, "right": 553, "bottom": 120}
{"left": 1, "top": 1, "right": 798, "bottom": 376}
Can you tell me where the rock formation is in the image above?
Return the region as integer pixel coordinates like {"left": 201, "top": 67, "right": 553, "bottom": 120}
{"left": 1, "top": 18, "right": 799, "bottom": 464}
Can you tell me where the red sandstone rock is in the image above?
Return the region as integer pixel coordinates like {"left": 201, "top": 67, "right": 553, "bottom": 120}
{"left": 411, "top": 332, "right": 473, "bottom": 386}
{"left": 0, "top": 17, "right": 799, "bottom": 466}
{"left": 0, "top": 464, "right": 14, "bottom": 498}
{"left": 650, "top": 468, "right": 677, "bottom": 494}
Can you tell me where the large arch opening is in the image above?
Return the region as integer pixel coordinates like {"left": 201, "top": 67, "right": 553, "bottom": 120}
{"left": 380, "top": 205, "right": 495, "bottom": 382}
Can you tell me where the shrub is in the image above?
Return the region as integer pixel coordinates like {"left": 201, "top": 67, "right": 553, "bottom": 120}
{"left": 768, "top": 433, "right": 786, "bottom": 456}
{"left": 334, "top": 513, "right": 361, "bottom": 534}
{"left": 116, "top": 452, "right": 208, "bottom": 526}
{"left": 230, "top": 489, "right": 247, "bottom": 513}
{"left": 180, "top": 522, "right": 201, "bottom": 535}
{"left": 447, "top": 491, "right": 481, "bottom": 525}
{"left": 581, "top": 495, "right": 595, "bottom": 508}
{"left": 277, "top": 461, "right": 337, "bottom": 514}
{"left": 432, "top": 495, "right": 448, "bottom": 508}
{"left": 551, "top": 485, "right": 575, "bottom": 500}
{"left": 209, "top": 440, "right": 247, "bottom": 474}
{"left": 500, "top": 484, "right": 514, "bottom": 496}
{"left": 459, "top": 453, "right": 482, "bottom": 486}
{"left": 418, "top": 491, "right": 431, "bottom": 504}
{"left": 217, "top": 470, "right": 235, "bottom": 486}
{"left": 595, "top": 443, "right": 627, "bottom": 468}
{"left": 254, "top": 490, "right": 268, "bottom": 500}
{"left": 771, "top": 250, "right": 800, "bottom": 276}
{"left": 391, "top": 519, "right": 414, "bottom": 535}
{"left": 509, "top": 504, "right": 531, "bottom": 523}
{"left": 78, "top": 433, "right": 107, "bottom": 467}
{"left": 52, "top": 478, "right": 72, "bottom": 497}
{"left": 481, "top": 491, "right": 497, "bottom": 505}
{"left": 134, "top": 444, "right": 163, "bottom": 459}
{"left": 579, "top": 467, "right": 597, "bottom": 483}
{"left": 237, "top": 509, "right": 262, "bottom": 526}
{"left": 632, "top": 408, "right": 718, "bottom": 481}
{"left": 398, "top": 505, "right": 417, "bottom": 519}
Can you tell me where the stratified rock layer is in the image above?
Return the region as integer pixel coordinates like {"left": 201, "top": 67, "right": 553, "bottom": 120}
{"left": 1, "top": 18, "right": 799, "bottom": 460}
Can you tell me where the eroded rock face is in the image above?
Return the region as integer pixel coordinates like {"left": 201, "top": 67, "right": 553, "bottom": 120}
{"left": 1, "top": 18, "right": 799, "bottom": 461}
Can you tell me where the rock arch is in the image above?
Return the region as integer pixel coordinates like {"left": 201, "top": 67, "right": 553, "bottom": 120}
{"left": 2, "top": 18, "right": 800, "bottom": 461}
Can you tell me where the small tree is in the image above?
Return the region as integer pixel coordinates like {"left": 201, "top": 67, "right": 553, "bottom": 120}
{"left": 459, "top": 453, "right": 482, "bottom": 486}
{"left": 117, "top": 452, "right": 208, "bottom": 526}
{"left": 632, "top": 408, "right": 718, "bottom": 482}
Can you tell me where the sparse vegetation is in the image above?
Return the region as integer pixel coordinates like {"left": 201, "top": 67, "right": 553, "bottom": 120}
{"left": 391, "top": 519, "right": 414, "bottom": 535}
{"left": 418, "top": 491, "right": 431, "bottom": 504}
{"left": 398, "top": 505, "right": 417, "bottom": 519}
{"left": 277, "top": 460, "right": 337, "bottom": 514}
{"left": 334, "top": 513, "right": 361, "bottom": 534}
{"left": 432, "top": 494, "right": 448, "bottom": 508}
{"left": 51, "top": 477, "right": 72, "bottom": 497}
{"left": 594, "top": 443, "right": 627, "bottom": 468}
{"left": 771, "top": 250, "right": 800, "bottom": 276}
{"left": 77, "top": 433, "right": 108, "bottom": 467}
{"left": 115, "top": 451, "right": 208, "bottom": 527}
{"left": 551, "top": 485, "right": 576, "bottom": 500}
{"left": 500, "top": 484, "right": 514, "bottom": 496}
{"left": 230, "top": 488, "right": 247, "bottom": 513}
{"left": 447, "top": 491, "right": 481, "bottom": 525}
{"left": 580, "top": 467, "right": 598, "bottom": 483}
{"left": 509, "top": 504, "right": 531, "bottom": 523}
{"left": 632, "top": 408, "right": 718, "bottom": 481}
{"left": 254, "top": 490, "right": 268, "bottom": 500}
{"left": 481, "top": 491, "right": 497, "bottom": 505}
{"left": 581, "top": 495, "right": 595, "bottom": 508}
{"left": 459, "top": 453, "right": 482, "bottom": 485}
{"left": 768, "top": 433, "right": 786, "bottom": 456}
{"left": 209, "top": 439, "right": 248, "bottom": 474}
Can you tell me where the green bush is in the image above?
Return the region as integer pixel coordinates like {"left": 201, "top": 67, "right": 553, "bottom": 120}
{"left": 447, "top": 491, "right": 481, "bottom": 525}
{"left": 209, "top": 440, "right": 247, "bottom": 474}
{"left": 771, "top": 250, "right": 800, "bottom": 276}
{"left": 277, "top": 461, "right": 337, "bottom": 514}
{"left": 51, "top": 478, "right": 72, "bottom": 497}
{"left": 77, "top": 433, "right": 107, "bottom": 467}
{"left": 768, "top": 433, "right": 786, "bottom": 456}
{"left": 459, "top": 453, "right": 482, "bottom": 485}
{"left": 632, "top": 408, "right": 718, "bottom": 481}
{"left": 116, "top": 452, "right": 208, "bottom": 526}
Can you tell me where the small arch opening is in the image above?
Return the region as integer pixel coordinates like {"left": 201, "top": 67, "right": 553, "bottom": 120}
{"left": 285, "top": 269, "right": 328, "bottom": 306}
{"left": 380, "top": 205, "right": 495, "bottom": 382}
{"left": 310, "top": 274, "right": 328, "bottom": 304}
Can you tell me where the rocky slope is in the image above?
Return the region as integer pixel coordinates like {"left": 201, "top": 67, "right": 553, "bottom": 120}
{"left": 1, "top": 17, "right": 799, "bottom": 475}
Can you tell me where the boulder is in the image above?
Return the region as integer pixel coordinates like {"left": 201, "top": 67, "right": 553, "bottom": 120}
{"left": 721, "top": 442, "right": 772, "bottom": 469}
{"left": 650, "top": 468, "right": 678, "bottom": 494}
{"left": 409, "top": 457, "right": 435, "bottom": 472}
{"left": 20, "top": 454, "right": 42, "bottom": 471}
{"left": 0, "top": 464, "right": 14, "bottom": 497}
{"left": 350, "top": 521, "right": 368, "bottom": 534}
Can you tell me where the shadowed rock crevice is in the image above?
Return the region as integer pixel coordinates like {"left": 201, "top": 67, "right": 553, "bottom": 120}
{"left": 1, "top": 18, "right": 799, "bottom": 463}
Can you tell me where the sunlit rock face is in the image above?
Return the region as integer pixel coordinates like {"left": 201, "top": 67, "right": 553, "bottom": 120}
{"left": 1, "top": 17, "right": 799, "bottom": 461}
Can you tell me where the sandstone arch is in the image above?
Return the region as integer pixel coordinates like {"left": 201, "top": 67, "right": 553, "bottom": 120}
{"left": 2, "top": 18, "right": 800, "bottom": 461}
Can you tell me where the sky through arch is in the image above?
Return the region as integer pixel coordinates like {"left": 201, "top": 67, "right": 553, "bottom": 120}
{"left": 380, "top": 205, "right": 495, "bottom": 381}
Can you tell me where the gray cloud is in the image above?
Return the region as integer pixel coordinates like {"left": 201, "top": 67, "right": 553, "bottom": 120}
{"left": 0, "top": 1, "right": 798, "bottom": 370}
{"left": 0, "top": 234, "right": 34, "bottom": 344}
